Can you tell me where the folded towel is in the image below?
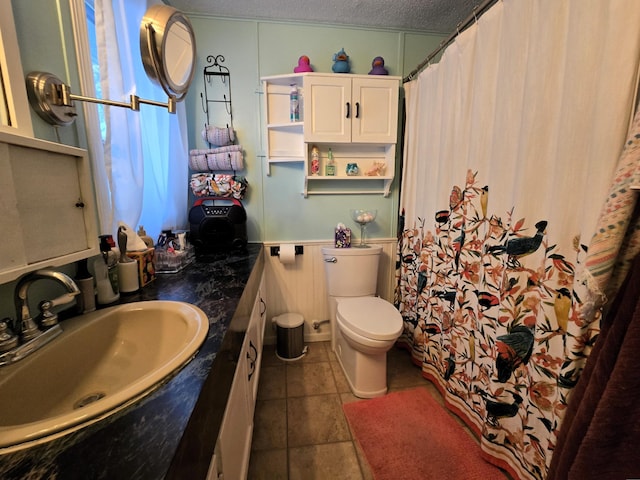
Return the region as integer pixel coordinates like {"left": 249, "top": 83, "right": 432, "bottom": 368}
{"left": 189, "top": 145, "right": 244, "bottom": 171}
{"left": 189, "top": 152, "right": 209, "bottom": 171}
{"left": 201, "top": 125, "right": 236, "bottom": 147}
{"left": 191, "top": 144, "right": 242, "bottom": 155}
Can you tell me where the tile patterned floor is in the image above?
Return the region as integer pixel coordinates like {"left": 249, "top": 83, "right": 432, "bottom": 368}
{"left": 247, "top": 341, "right": 476, "bottom": 480}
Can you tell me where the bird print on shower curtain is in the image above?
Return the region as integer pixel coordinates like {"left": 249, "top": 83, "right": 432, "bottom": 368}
{"left": 396, "top": 169, "right": 585, "bottom": 480}
{"left": 485, "top": 220, "right": 548, "bottom": 267}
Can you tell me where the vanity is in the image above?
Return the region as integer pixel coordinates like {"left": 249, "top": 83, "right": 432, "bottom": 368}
{"left": 0, "top": 129, "right": 265, "bottom": 478}
{"left": 0, "top": 244, "right": 265, "bottom": 479}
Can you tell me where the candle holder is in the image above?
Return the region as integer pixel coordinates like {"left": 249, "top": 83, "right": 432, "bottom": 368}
{"left": 350, "top": 209, "right": 377, "bottom": 248}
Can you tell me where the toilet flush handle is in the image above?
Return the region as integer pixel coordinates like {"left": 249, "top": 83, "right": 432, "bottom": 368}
{"left": 324, "top": 257, "right": 337, "bottom": 263}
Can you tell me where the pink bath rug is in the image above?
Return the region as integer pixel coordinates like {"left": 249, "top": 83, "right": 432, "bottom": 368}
{"left": 343, "top": 387, "right": 507, "bottom": 480}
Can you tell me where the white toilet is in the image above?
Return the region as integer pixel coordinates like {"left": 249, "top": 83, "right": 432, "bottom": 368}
{"left": 322, "top": 245, "right": 403, "bottom": 398}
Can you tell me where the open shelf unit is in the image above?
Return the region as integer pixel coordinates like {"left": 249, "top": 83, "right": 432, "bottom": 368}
{"left": 262, "top": 74, "right": 306, "bottom": 164}
{"left": 303, "top": 143, "right": 394, "bottom": 196}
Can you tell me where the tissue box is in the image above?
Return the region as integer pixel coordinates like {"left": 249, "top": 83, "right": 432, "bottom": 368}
{"left": 126, "top": 247, "right": 156, "bottom": 287}
{"left": 335, "top": 227, "right": 351, "bottom": 248}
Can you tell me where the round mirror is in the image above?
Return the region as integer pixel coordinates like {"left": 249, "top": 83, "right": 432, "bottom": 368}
{"left": 140, "top": 5, "right": 196, "bottom": 100}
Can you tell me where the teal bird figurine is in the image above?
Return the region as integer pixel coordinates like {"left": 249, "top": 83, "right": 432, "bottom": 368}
{"left": 332, "top": 48, "right": 351, "bottom": 73}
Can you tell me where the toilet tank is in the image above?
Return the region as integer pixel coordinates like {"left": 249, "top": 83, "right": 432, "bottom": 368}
{"left": 322, "top": 245, "right": 382, "bottom": 297}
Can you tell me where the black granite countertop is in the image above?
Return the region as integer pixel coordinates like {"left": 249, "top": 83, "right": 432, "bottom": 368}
{"left": 0, "top": 243, "right": 263, "bottom": 480}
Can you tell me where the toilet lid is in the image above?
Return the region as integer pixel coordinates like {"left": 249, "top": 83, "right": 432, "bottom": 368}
{"left": 337, "top": 297, "right": 403, "bottom": 341}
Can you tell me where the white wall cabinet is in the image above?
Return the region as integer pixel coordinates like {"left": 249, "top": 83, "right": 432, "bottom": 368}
{"left": 304, "top": 75, "right": 399, "bottom": 144}
{"left": 0, "top": 132, "right": 98, "bottom": 284}
{"left": 261, "top": 73, "right": 400, "bottom": 197}
{"left": 209, "top": 275, "right": 266, "bottom": 480}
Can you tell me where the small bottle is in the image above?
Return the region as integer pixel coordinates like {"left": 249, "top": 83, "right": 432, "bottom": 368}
{"left": 310, "top": 145, "right": 320, "bottom": 175}
{"left": 290, "top": 84, "right": 299, "bottom": 122}
{"left": 325, "top": 148, "right": 336, "bottom": 176}
{"left": 99, "top": 235, "right": 120, "bottom": 302}
{"left": 75, "top": 258, "right": 96, "bottom": 314}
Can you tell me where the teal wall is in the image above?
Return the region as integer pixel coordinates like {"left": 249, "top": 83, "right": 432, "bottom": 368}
{"left": 184, "top": 16, "right": 444, "bottom": 242}
{"left": 1, "top": 2, "right": 443, "bottom": 317}
{"left": 9, "top": 2, "right": 444, "bottom": 243}
{"left": 12, "top": 0, "right": 88, "bottom": 147}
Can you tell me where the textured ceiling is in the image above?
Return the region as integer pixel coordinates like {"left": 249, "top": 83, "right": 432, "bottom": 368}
{"left": 166, "top": 0, "right": 477, "bottom": 34}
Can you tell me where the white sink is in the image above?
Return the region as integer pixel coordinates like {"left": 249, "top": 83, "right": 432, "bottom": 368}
{"left": 0, "top": 300, "right": 209, "bottom": 452}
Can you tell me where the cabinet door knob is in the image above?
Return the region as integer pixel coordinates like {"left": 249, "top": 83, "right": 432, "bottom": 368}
{"left": 355, "top": 102, "right": 360, "bottom": 118}
{"left": 346, "top": 102, "right": 350, "bottom": 118}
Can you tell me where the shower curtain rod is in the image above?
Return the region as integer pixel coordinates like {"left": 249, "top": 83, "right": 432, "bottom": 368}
{"left": 403, "top": 0, "right": 498, "bottom": 83}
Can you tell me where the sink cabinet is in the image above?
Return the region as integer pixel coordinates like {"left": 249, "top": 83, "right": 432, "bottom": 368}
{"left": 209, "top": 274, "right": 266, "bottom": 480}
{"left": 261, "top": 73, "right": 400, "bottom": 197}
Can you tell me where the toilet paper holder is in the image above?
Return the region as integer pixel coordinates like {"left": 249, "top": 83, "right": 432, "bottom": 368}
{"left": 270, "top": 245, "right": 304, "bottom": 256}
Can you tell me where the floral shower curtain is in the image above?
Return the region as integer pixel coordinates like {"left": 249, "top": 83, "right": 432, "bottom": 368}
{"left": 396, "top": 1, "right": 640, "bottom": 479}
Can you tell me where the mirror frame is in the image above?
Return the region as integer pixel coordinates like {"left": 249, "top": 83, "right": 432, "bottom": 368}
{"left": 140, "top": 5, "right": 196, "bottom": 101}
{"left": 0, "top": 2, "right": 34, "bottom": 137}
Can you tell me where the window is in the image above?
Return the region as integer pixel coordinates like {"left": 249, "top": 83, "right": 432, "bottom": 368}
{"left": 84, "top": 0, "right": 106, "bottom": 142}
{"left": 78, "top": 0, "right": 189, "bottom": 240}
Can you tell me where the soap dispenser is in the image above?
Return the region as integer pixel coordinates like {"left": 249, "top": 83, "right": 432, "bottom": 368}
{"left": 94, "top": 258, "right": 119, "bottom": 305}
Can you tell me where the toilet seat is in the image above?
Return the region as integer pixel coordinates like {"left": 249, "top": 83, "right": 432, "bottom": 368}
{"left": 337, "top": 297, "right": 402, "bottom": 341}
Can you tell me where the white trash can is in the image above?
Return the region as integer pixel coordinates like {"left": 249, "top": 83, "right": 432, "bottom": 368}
{"left": 273, "top": 313, "right": 306, "bottom": 361}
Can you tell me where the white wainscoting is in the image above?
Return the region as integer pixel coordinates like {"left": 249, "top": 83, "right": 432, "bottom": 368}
{"left": 262, "top": 239, "right": 397, "bottom": 345}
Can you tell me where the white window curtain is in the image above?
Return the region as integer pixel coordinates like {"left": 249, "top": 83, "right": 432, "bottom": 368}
{"left": 397, "top": 1, "right": 640, "bottom": 479}
{"left": 74, "top": 0, "right": 189, "bottom": 241}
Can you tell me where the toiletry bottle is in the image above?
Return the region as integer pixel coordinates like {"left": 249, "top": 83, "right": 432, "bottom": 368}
{"left": 107, "top": 234, "right": 120, "bottom": 262}
{"left": 311, "top": 145, "right": 320, "bottom": 175}
{"left": 325, "top": 148, "right": 336, "bottom": 176}
{"left": 99, "top": 235, "right": 120, "bottom": 301}
{"left": 75, "top": 258, "right": 96, "bottom": 314}
{"left": 94, "top": 257, "right": 119, "bottom": 305}
{"left": 290, "top": 84, "right": 299, "bottom": 122}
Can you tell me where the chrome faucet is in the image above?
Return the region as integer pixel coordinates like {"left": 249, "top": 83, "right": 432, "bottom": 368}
{"left": 0, "top": 269, "right": 81, "bottom": 366}
{"left": 14, "top": 269, "right": 81, "bottom": 339}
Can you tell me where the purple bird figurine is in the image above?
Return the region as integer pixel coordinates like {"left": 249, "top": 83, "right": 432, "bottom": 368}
{"left": 369, "top": 56, "right": 389, "bottom": 75}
